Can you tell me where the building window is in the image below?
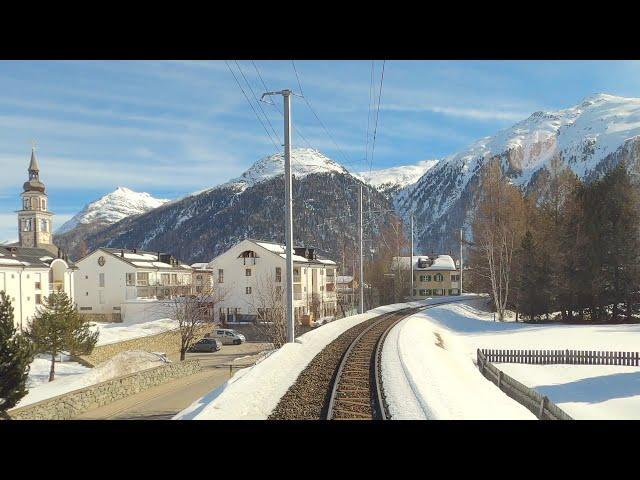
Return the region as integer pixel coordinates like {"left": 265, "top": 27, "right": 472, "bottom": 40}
{"left": 85, "top": 292, "right": 89, "bottom": 296}
{"left": 434, "top": 274, "right": 444, "bottom": 282}
{"left": 42, "top": 199, "right": 46, "bottom": 210}
{"left": 35, "top": 294, "right": 42, "bottom": 305}
{"left": 136, "top": 272, "right": 149, "bottom": 286}
{"left": 126, "top": 273, "right": 135, "bottom": 286}
{"left": 80, "top": 307, "right": 92, "bottom": 311}
{"left": 245, "top": 268, "right": 252, "bottom": 277}
{"left": 246, "top": 286, "right": 252, "bottom": 294}
{"left": 451, "top": 274, "right": 460, "bottom": 281}
{"left": 276, "top": 286, "right": 282, "bottom": 296}
{"left": 22, "top": 219, "right": 31, "bottom": 231}
{"left": 420, "top": 275, "right": 431, "bottom": 282}
{"left": 218, "top": 269, "right": 224, "bottom": 283}
{"left": 275, "top": 267, "right": 281, "bottom": 282}
{"left": 98, "top": 290, "right": 105, "bottom": 304}
{"left": 40, "top": 219, "right": 48, "bottom": 232}
{"left": 99, "top": 273, "right": 105, "bottom": 288}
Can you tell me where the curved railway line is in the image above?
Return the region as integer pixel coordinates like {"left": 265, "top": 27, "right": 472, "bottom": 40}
{"left": 269, "top": 298, "right": 470, "bottom": 420}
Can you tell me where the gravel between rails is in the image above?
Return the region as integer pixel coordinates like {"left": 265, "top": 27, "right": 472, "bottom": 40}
{"left": 268, "top": 315, "right": 388, "bottom": 420}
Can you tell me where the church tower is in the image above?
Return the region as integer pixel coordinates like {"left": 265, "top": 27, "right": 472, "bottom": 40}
{"left": 18, "top": 147, "right": 54, "bottom": 248}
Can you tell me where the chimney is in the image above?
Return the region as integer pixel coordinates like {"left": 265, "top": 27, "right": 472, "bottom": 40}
{"left": 157, "top": 251, "right": 161, "bottom": 261}
{"left": 133, "top": 248, "right": 137, "bottom": 254}
{"left": 120, "top": 249, "right": 124, "bottom": 257}
{"left": 57, "top": 247, "right": 61, "bottom": 258}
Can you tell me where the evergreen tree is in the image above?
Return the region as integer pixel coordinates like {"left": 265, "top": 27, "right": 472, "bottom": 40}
{"left": 26, "top": 292, "right": 98, "bottom": 382}
{"left": 0, "top": 291, "right": 35, "bottom": 417}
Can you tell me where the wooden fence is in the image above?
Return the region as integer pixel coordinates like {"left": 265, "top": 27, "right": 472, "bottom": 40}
{"left": 480, "top": 349, "right": 640, "bottom": 366}
{"left": 477, "top": 349, "right": 573, "bottom": 420}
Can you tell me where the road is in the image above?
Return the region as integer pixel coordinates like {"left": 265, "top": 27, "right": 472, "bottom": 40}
{"left": 75, "top": 342, "right": 273, "bottom": 420}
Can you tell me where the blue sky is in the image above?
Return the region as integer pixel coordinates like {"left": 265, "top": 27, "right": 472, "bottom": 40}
{"left": 1, "top": 60, "right": 640, "bottom": 241}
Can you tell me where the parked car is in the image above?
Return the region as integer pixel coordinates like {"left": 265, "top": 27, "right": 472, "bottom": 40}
{"left": 206, "top": 328, "right": 246, "bottom": 345}
{"left": 188, "top": 338, "right": 222, "bottom": 353}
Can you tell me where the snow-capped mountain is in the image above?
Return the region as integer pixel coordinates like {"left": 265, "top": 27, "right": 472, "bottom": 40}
{"left": 56, "top": 187, "right": 169, "bottom": 234}
{"left": 224, "top": 148, "right": 350, "bottom": 190}
{"left": 396, "top": 93, "right": 640, "bottom": 253}
{"left": 357, "top": 159, "right": 439, "bottom": 195}
{"left": 56, "top": 150, "right": 394, "bottom": 263}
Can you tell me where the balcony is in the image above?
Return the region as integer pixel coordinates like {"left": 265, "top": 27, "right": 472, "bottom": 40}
{"left": 49, "top": 281, "right": 64, "bottom": 292}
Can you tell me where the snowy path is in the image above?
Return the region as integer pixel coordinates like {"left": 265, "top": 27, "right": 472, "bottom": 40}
{"left": 382, "top": 301, "right": 640, "bottom": 419}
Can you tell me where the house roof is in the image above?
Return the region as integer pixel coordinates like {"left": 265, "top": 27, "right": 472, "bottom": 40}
{"left": 99, "top": 248, "right": 192, "bottom": 271}
{"left": 0, "top": 246, "right": 75, "bottom": 269}
{"left": 391, "top": 255, "right": 457, "bottom": 271}
{"left": 240, "top": 238, "right": 337, "bottom": 266}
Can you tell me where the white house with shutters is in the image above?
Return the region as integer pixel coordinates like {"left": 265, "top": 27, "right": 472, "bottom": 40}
{"left": 74, "top": 247, "right": 193, "bottom": 322}
{"left": 207, "top": 239, "right": 338, "bottom": 324}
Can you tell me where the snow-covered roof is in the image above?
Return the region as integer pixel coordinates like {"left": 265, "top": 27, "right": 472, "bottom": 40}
{"left": 318, "top": 259, "right": 337, "bottom": 265}
{"left": 336, "top": 275, "right": 353, "bottom": 284}
{"left": 191, "top": 263, "right": 210, "bottom": 269}
{"left": 391, "top": 255, "right": 457, "bottom": 271}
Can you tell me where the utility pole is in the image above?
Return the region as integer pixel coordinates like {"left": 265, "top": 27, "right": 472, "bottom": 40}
{"left": 460, "top": 228, "right": 464, "bottom": 295}
{"left": 358, "top": 183, "right": 364, "bottom": 314}
{"left": 410, "top": 213, "right": 414, "bottom": 300}
{"left": 262, "top": 89, "right": 295, "bottom": 343}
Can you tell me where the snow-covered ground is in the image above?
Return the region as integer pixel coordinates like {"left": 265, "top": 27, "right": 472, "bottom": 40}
{"left": 383, "top": 300, "right": 640, "bottom": 419}
{"left": 174, "top": 296, "right": 475, "bottom": 420}
{"left": 15, "top": 351, "right": 168, "bottom": 409}
{"left": 92, "top": 317, "right": 178, "bottom": 346}
{"left": 26, "top": 354, "right": 91, "bottom": 390}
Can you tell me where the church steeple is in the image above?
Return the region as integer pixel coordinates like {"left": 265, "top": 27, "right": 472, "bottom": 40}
{"left": 28, "top": 146, "right": 40, "bottom": 180}
{"left": 23, "top": 145, "right": 45, "bottom": 194}
{"left": 18, "top": 145, "right": 54, "bottom": 249}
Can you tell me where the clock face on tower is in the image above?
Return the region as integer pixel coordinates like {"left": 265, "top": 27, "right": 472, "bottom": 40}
{"left": 98, "top": 256, "right": 106, "bottom": 266}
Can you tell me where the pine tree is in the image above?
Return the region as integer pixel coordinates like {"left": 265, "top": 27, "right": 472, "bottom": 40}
{"left": 26, "top": 292, "right": 98, "bottom": 382}
{"left": 0, "top": 291, "right": 35, "bottom": 417}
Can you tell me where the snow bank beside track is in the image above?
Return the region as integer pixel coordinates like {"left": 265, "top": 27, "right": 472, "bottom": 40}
{"left": 174, "top": 297, "right": 475, "bottom": 420}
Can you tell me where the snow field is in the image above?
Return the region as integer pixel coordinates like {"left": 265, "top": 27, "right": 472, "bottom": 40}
{"left": 383, "top": 301, "right": 640, "bottom": 419}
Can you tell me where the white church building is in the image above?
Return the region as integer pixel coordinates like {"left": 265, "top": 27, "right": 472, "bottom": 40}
{"left": 0, "top": 148, "right": 76, "bottom": 329}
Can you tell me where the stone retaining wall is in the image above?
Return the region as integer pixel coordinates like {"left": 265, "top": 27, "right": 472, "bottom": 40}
{"left": 80, "top": 325, "right": 211, "bottom": 366}
{"left": 8, "top": 359, "right": 202, "bottom": 420}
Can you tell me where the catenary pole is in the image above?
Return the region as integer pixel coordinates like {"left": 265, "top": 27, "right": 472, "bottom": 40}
{"left": 460, "top": 228, "right": 464, "bottom": 295}
{"left": 358, "top": 183, "right": 364, "bottom": 314}
{"left": 410, "top": 213, "right": 414, "bottom": 299}
{"left": 261, "top": 89, "right": 295, "bottom": 343}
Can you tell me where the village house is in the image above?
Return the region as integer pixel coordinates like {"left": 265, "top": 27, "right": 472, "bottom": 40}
{"left": 207, "top": 239, "right": 338, "bottom": 324}
{"left": 190, "top": 262, "right": 214, "bottom": 294}
{"left": 0, "top": 148, "right": 76, "bottom": 329}
{"left": 391, "top": 254, "right": 461, "bottom": 299}
{"left": 74, "top": 247, "right": 193, "bottom": 322}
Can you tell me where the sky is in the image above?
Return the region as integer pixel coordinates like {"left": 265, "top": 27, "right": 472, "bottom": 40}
{"left": 1, "top": 60, "right": 640, "bottom": 242}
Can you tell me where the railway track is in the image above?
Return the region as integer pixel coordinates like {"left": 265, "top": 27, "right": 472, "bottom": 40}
{"left": 326, "top": 308, "right": 416, "bottom": 420}
{"left": 270, "top": 298, "right": 473, "bottom": 420}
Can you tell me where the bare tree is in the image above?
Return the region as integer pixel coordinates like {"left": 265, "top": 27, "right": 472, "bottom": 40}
{"left": 247, "top": 273, "right": 288, "bottom": 348}
{"left": 152, "top": 284, "right": 227, "bottom": 360}
{"left": 470, "top": 160, "right": 526, "bottom": 321}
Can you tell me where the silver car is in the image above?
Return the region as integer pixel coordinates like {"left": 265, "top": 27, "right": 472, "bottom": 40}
{"left": 207, "top": 328, "right": 246, "bottom": 345}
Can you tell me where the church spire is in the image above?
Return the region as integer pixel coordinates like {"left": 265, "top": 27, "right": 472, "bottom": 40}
{"left": 29, "top": 144, "right": 40, "bottom": 176}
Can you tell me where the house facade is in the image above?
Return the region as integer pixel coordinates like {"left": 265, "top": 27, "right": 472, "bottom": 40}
{"left": 392, "top": 254, "right": 461, "bottom": 299}
{"left": 1, "top": 148, "right": 75, "bottom": 329}
{"left": 74, "top": 247, "right": 193, "bottom": 322}
{"left": 208, "top": 239, "right": 338, "bottom": 324}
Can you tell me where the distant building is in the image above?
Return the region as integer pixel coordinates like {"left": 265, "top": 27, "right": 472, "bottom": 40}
{"left": 74, "top": 247, "right": 193, "bottom": 322}
{"left": 208, "top": 239, "right": 338, "bottom": 324}
{"left": 190, "top": 263, "right": 213, "bottom": 294}
{"left": 391, "top": 254, "right": 461, "bottom": 298}
{"left": 1, "top": 148, "right": 75, "bottom": 329}
{"left": 336, "top": 275, "right": 357, "bottom": 307}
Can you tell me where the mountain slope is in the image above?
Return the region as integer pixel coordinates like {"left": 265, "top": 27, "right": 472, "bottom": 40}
{"left": 57, "top": 149, "right": 394, "bottom": 263}
{"left": 395, "top": 93, "right": 640, "bottom": 254}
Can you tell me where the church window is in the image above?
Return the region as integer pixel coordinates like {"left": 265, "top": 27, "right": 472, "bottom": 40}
{"left": 42, "top": 199, "right": 46, "bottom": 210}
{"left": 40, "top": 219, "right": 48, "bottom": 232}
{"left": 22, "top": 219, "right": 31, "bottom": 231}
{"left": 23, "top": 198, "right": 29, "bottom": 209}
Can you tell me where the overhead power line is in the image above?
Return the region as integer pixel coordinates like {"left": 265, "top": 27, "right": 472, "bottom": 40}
{"left": 235, "top": 60, "right": 281, "bottom": 144}
{"left": 225, "top": 60, "right": 280, "bottom": 151}
{"left": 291, "top": 60, "right": 353, "bottom": 167}
{"left": 370, "top": 59, "right": 386, "bottom": 170}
